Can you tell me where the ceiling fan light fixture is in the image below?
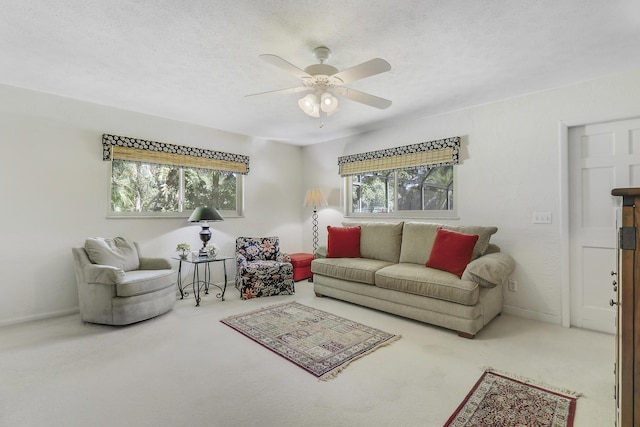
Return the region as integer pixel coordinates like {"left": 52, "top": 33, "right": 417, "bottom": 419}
{"left": 298, "top": 91, "right": 338, "bottom": 118}
{"left": 252, "top": 46, "right": 392, "bottom": 122}
{"left": 320, "top": 92, "right": 338, "bottom": 114}
{"left": 298, "top": 93, "right": 320, "bottom": 117}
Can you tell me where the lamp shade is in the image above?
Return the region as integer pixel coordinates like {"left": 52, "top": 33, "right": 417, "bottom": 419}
{"left": 303, "top": 189, "right": 328, "bottom": 208}
{"left": 320, "top": 92, "right": 338, "bottom": 113}
{"left": 298, "top": 93, "right": 320, "bottom": 117}
{"left": 298, "top": 92, "right": 339, "bottom": 118}
{"left": 188, "top": 207, "right": 224, "bottom": 222}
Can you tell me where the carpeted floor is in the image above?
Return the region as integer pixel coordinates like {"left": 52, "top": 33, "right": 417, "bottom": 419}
{"left": 0, "top": 282, "right": 614, "bottom": 427}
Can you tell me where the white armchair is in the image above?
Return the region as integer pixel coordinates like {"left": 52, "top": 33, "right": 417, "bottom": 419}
{"left": 72, "top": 237, "right": 177, "bottom": 325}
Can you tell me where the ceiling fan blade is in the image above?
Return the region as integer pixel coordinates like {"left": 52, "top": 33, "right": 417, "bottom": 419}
{"left": 334, "top": 87, "right": 392, "bottom": 109}
{"left": 259, "top": 54, "right": 312, "bottom": 80}
{"left": 331, "top": 58, "right": 391, "bottom": 84}
{"left": 245, "top": 86, "right": 309, "bottom": 97}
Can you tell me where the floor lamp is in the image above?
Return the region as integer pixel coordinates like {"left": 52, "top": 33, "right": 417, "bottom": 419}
{"left": 304, "top": 189, "right": 328, "bottom": 258}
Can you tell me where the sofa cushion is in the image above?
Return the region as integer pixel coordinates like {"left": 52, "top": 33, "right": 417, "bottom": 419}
{"left": 426, "top": 228, "right": 479, "bottom": 277}
{"left": 375, "top": 263, "right": 479, "bottom": 306}
{"left": 327, "top": 226, "right": 361, "bottom": 258}
{"left": 85, "top": 237, "right": 140, "bottom": 271}
{"left": 116, "top": 269, "right": 176, "bottom": 297}
{"left": 311, "top": 257, "right": 393, "bottom": 285}
{"left": 462, "top": 252, "right": 516, "bottom": 288}
{"left": 399, "top": 223, "right": 441, "bottom": 264}
{"left": 443, "top": 225, "right": 498, "bottom": 260}
{"left": 399, "top": 223, "right": 498, "bottom": 265}
{"left": 343, "top": 222, "right": 404, "bottom": 263}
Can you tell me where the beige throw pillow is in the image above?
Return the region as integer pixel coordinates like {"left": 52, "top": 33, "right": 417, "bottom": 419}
{"left": 84, "top": 237, "right": 140, "bottom": 271}
{"left": 462, "top": 252, "right": 516, "bottom": 288}
{"left": 342, "top": 222, "right": 404, "bottom": 263}
{"left": 398, "top": 222, "right": 441, "bottom": 265}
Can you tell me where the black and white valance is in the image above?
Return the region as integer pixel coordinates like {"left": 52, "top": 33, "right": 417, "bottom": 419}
{"left": 102, "top": 133, "right": 250, "bottom": 174}
{"left": 337, "top": 136, "right": 460, "bottom": 177}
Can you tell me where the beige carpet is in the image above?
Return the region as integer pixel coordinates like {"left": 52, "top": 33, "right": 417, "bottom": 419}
{"left": 0, "top": 282, "right": 614, "bottom": 427}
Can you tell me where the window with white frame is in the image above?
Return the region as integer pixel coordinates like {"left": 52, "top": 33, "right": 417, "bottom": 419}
{"left": 340, "top": 137, "right": 459, "bottom": 218}
{"left": 103, "top": 134, "right": 248, "bottom": 218}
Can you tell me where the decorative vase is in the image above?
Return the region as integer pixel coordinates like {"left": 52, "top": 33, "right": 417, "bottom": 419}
{"left": 179, "top": 252, "right": 188, "bottom": 260}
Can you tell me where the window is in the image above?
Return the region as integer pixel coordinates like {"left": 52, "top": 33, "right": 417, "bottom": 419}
{"left": 339, "top": 137, "right": 460, "bottom": 218}
{"left": 103, "top": 133, "right": 248, "bottom": 218}
{"left": 109, "top": 160, "right": 243, "bottom": 217}
{"left": 347, "top": 165, "right": 455, "bottom": 217}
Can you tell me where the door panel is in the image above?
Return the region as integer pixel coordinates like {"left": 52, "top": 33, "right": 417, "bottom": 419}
{"left": 569, "top": 118, "right": 640, "bottom": 333}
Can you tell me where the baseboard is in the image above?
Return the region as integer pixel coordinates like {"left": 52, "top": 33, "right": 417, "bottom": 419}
{"left": 502, "top": 305, "right": 562, "bottom": 326}
{"left": 0, "top": 307, "right": 79, "bottom": 327}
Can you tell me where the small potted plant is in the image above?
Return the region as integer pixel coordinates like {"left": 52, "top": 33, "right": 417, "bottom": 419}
{"left": 176, "top": 243, "right": 190, "bottom": 260}
{"left": 205, "top": 243, "right": 220, "bottom": 259}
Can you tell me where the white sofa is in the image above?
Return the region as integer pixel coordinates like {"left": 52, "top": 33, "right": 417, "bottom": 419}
{"left": 312, "top": 222, "right": 515, "bottom": 338}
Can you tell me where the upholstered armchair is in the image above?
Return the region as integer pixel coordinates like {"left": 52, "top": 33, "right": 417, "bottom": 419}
{"left": 235, "top": 236, "right": 295, "bottom": 299}
{"left": 72, "top": 237, "right": 177, "bottom": 325}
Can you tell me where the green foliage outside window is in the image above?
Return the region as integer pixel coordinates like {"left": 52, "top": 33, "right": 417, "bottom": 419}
{"left": 351, "top": 165, "right": 453, "bottom": 214}
{"left": 110, "top": 160, "right": 238, "bottom": 215}
{"left": 184, "top": 168, "right": 237, "bottom": 211}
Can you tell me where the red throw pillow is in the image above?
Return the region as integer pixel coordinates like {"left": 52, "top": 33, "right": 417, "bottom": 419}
{"left": 327, "top": 226, "right": 361, "bottom": 258}
{"left": 426, "top": 228, "right": 479, "bottom": 277}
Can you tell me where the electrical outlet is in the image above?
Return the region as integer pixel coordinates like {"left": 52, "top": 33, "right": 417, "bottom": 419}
{"left": 532, "top": 212, "right": 552, "bottom": 224}
{"left": 508, "top": 279, "right": 517, "bottom": 292}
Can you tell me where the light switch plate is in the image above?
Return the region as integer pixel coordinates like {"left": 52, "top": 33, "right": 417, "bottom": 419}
{"left": 533, "top": 212, "right": 552, "bottom": 224}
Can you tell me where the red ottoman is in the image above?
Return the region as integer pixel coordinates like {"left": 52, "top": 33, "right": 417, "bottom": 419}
{"left": 290, "top": 253, "right": 314, "bottom": 281}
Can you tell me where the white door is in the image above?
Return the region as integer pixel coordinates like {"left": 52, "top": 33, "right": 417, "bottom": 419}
{"left": 569, "top": 118, "right": 640, "bottom": 333}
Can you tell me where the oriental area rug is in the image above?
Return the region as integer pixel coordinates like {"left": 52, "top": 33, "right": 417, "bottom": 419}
{"left": 444, "top": 370, "right": 580, "bottom": 427}
{"left": 220, "top": 301, "right": 400, "bottom": 380}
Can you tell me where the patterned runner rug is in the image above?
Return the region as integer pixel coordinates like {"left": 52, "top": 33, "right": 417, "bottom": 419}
{"left": 444, "top": 370, "right": 579, "bottom": 427}
{"left": 220, "top": 301, "right": 400, "bottom": 380}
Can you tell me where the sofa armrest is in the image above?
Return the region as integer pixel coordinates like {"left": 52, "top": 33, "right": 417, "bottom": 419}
{"left": 138, "top": 256, "right": 172, "bottom": 270}
{"left": 462, "top": 252, "right": 515, "bottom": 288}
{"left": 315, "top": 246, "right": 327, "bottom": 259}
{"left": 84, "top": 264, "right": 125, "bottom": 285}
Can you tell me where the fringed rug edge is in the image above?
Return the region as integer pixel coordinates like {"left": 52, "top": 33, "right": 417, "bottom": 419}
{"left": 319, "top": 334, "right": 402, "bottom": 381}
{"left": 481, "top": 366, "right": 583, "bottom": 399}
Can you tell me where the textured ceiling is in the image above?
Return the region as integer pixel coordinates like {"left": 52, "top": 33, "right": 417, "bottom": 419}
{"left": 2, "top": 0, "right": 640, "bottom": 145}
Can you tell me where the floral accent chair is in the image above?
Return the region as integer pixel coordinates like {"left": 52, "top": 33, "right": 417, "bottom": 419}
{"left": 235, "top": 236, "right": 295, "bottom": 299}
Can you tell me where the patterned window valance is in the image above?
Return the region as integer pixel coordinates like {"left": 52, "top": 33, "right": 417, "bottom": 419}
{"left": 102, "top": 134, "right": 250, "bottom": 174}
{"left": 338, "top": 136, "right": 460, "bottom": 177}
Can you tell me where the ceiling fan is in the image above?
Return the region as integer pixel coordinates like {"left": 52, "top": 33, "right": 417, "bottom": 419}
{"left": 247, "top": 46, "right": 392, "bottom": 124}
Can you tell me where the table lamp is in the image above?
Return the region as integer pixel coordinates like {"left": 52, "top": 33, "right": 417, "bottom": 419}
{"left": 188, "top": 207, "right": 224, "bottom": 257}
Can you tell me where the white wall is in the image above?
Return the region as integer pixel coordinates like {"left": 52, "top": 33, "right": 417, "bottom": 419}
{"left": 4, "top": 69, "right": 640, "bottom": 327}
{"left": 302, "top": 69, "right": 640, "bottom": 325}
{"left": 0, "top": 84, "right": 304, "bottom": 325}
